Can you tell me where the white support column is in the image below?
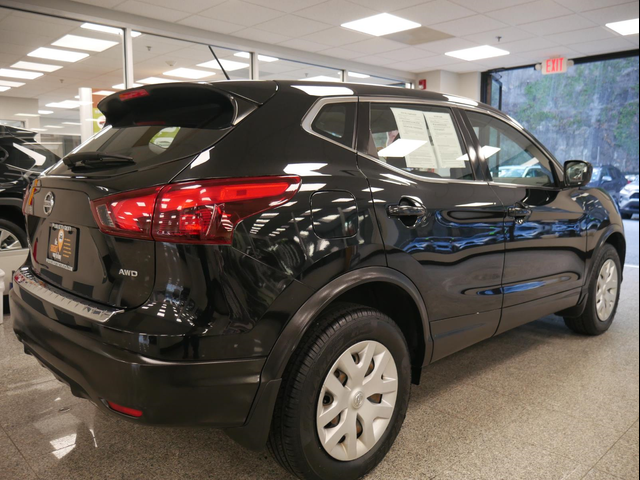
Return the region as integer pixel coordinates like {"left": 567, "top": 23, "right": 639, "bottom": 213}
{"left": 250, "top": 52, "right": 259, "bottom": 80}
{"left": 123, "top": 28, "right": 134, "bottom": 88}
{"left": 78, "top": 87, "right": 93, "bottom": 143}
{"left": 340, "top": 69, "right": 347, "bottom": 82}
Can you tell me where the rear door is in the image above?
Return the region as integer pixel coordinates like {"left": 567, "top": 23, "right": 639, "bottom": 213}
{"left": 356, "top": 99, "right": 506, "bottom": 361}
{"left": 462, "top": 109, "right": 586, "bottom": 334}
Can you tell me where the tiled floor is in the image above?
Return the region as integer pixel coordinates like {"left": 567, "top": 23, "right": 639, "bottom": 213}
{"left": 1, "top": 221, "right": 638, "bottom": 480}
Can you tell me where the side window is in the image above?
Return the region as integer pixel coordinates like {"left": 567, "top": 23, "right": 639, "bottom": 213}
{"left": 311, "top": 103, "right": 356, "bottom": 148}
{"left": 466, "top": 111, "right": 556, "bottom": 187}
{"left": 367, "top": 103, "right": 474, "bottom": 181}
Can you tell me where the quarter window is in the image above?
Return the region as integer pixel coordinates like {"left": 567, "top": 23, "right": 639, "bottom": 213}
{"left": 467, "top": 111, "right": 556, "bottom": 187}
{"left": 311, "top": 103, "right": 356, "bottom": 148}
{"left": 367, "top": 103, "right": 473, "bottom": 181}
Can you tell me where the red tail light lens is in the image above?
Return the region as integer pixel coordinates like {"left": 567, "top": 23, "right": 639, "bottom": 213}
{"left": 119, "top": 88, "right": 149, "bottom": 101}
{"left": 90, "top": 186, "right": 161, "bottom": 240}
{"left": 90, "top": 176, "right": 301, "bottom": 244}
{"left": 106, "top": 401, "right": 143, "bottom": 417}
{"left": 22, "top": 179, "right": 40, "bottom": 215}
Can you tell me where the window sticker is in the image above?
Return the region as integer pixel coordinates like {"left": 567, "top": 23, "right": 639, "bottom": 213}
{"left": 422, "top": 112, "right": 465, "bottom": 168}
{"left": 389, "top": 108, "right": 438, "bottom": 169}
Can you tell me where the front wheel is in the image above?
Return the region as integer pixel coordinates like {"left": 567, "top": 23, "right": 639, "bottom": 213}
{"left": 564, "top": 244, "right": 621, "bottom": 335}
{"left": 268, "top": 304, "right": 411, "bottom": 480}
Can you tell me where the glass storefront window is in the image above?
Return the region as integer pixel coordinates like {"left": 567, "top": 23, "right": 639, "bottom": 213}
{"left": 494, "top": 56, "right": 639, "bottom": 174}
{"left": 0, "top": 8, "right": 125, "bottom": 157}
{"left": 258, "top": 57, "right": 342, "bottom": 82}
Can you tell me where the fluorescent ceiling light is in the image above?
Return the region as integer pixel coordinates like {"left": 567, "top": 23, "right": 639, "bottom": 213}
{"left": 293, "top": 85, "right": 354, "bottom": 96}
{"left": 0, "top": 86, "right": 10, "bottom": 92}
{"left": 348, "top": 72, "right": 370, "bottom": 79}
{"left": 112, "top": 83, "right": 142, "bottom": 89}
{"left": 379, "top": 139, "right": 427, "bottom": 158}
{"left": 11, "top": 61, "right": 62, "bottom": 73}
{"left": 0, "top": 79, "right": 25, "bottom": 87}
{"left": 93, "top": 90, "right": 115, "bottom": 96}
{"left": 445, "top": 45, "right": 509, "bottom": 61}
{"left": 234, "top": 52, "right": 279, "bottom": 62}
{"left": 606, "top": 18, "right": 639, "bottom": 35}
{"left": 341, "top": 13, "right": 420, "bottom": 37}
{"left": 52, "top": 34, "right": 118, "bottom": 52}
{"left": 0, "top": 69, "right": 43, "bottom": 80}
{"left": 38, "top": 110, "right": 53, "bottom": 114}
{"left": 28, "top": 47, "right": 89, "bottom": 63}
{"left": 198, "top": 59, "right": 248, "bottom": 71}
{"left": 44, "top": 125, "right": 63, "bottom": 129}
{"left": 81, "top": 23, "right": 142, "bottom": 37}
{"left": 163, "top": 68, "right": 214, "bottom": 80}
{"left": 45, "top": 100, "right": 80, "bottom": 109}
{"left": 15, "top": 113, "right": 40, "bottom": 117}
{"left": 299, "top": 75, "right": 341, "bottom": 82}
{"left": 137, "top": 77, "right": 180, "bottom": 84}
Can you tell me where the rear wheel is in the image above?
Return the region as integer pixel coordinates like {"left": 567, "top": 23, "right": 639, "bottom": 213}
{"left": 268, "top": 304, "right": 411, "bottom": 480}
{"left": 0, "top": 219, "right": 27, "bottom": 252}
{"left": 564, "top": 244, "right": 621, "bottom": 335}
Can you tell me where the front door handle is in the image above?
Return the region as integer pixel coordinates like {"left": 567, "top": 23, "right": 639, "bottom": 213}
{"left": 507, "top": 206, "right": 532, "bottom": 224}
{"left": 387, "top": 204, "right": 427, "bottom": 217}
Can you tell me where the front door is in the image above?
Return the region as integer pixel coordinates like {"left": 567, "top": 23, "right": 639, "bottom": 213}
{"left": 463, "top": 110, "right": 587, "bottom": 334}
{"left": 356, "top": 100, "right": 505, "bottom": 362}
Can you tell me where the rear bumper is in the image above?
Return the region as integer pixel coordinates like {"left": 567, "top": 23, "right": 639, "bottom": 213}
{"left": 10, "top": 284, "right": 264, "bottom": 427}
{"left": 619, "top": 197, "right": 638, "bottom": 214}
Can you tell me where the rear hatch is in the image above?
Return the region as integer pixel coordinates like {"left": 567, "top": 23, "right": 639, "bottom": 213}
{"left": 25, "top": 82, "right": 272, "bottom": 309}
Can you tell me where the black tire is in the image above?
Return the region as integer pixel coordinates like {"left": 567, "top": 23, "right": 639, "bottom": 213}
{"left": 268, "top": 304, "right": 411, "bottom": 480}
{"left": 564, "top": 244, "right": 621, "bottom": 335}
{"left": 0, "top": 218, "right": 28, "bottom": 251}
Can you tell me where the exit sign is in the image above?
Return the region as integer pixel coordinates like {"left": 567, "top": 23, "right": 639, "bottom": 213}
{"left": 542, "top": 57, "right": 568, "bottom": 75}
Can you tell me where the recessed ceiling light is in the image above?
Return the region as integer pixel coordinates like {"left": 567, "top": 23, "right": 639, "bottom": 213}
{"left": 234, "top": 52, "right": 279, "bottom": 62}
{"left": 44, "top": 125, "right": 63, "bottom": 129}
{"left": 38, "top": 110, "right": 54, "bottom": 115}
{"left": 0, "top": 79, "right": 25, "bottom": 87}
{"left": 445, "top": 45, "right": 509, "bottom": 61}
{"left": 136, "top": 77, "right": 181, "bottom": 84}
{"left": 112, "top": 83, "right": 142, "bottom": 89}
{"left": 52, "top": 34, "right": 119, "bottom": 52}
{"left": 606, "top": 18, "right": 639, "bottom": 35}
{"left": 11, "top": 61, "right": 63, "bottom": 73}
{"left": 299, "top": 75, "right": 341, "bottom": 82}
{"left": 15, "top": 113, "right": 40, "bottom": 117}
{"left": 348, "top": 72, "right": 370, "bottom": 79}
{"left": 197, "top": 59, "right": 248, "bottom": 71}
{"left": 163, "top": 68, "right": 214, "bottom": 80}
{"left": 0, "top": 69, "right": 44, "bottom": 80}
{"left": 341, "top": 13, "right": 420, "bottom": 37}
{"left": 28, "top": 47, "right": 89, "bottom": 63}
{"left": 0, "top": 86, "right": 10, "bottom": 92}
{"left": 45, "top": 100, "right": 81, "bottom": 109}
{"left": 93, "top": 90, "right": 115, "bottom": 96}
{"left": 81, "top": 23, "right": 142, "bottom": 37}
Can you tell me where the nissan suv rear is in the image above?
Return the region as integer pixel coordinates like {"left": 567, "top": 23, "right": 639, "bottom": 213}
{"left": 11, "top": 81, "right": 625, "bottom": 480}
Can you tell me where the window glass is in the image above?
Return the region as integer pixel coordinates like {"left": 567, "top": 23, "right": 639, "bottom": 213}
{"left": 467, "top": 111, "right": 556, "bottom": 187}
{"left": 367, "top": 103, "right": 473, "bottom": 180}
{"left": 311, "top": 103, "right": 355, "bottom": 147}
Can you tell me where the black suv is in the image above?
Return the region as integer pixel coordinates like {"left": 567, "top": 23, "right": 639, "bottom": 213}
{"left": 10, "top": 82, "right": 625, "bottom": 480}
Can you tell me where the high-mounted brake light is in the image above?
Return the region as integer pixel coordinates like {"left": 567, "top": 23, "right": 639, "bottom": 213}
{"left": 90, "top": 176, "right": 301, "bottom": 244}
{"left": 119, "top": 88, "right": 150, "bottom": 101}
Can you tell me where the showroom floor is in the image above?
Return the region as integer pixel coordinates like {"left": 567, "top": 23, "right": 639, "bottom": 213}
{"left": 1, "top": 220, "right": 638, "bottom": 480}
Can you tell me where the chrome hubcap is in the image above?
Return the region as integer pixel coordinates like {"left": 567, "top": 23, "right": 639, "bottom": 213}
{"left": 596, "top": 259, "right": 618, "bottom": 321}
{"left": 316, "top": 340, "right": 398, "bottom": 462}
{"left": 0, "top": 228, "right": 21, "bottom": 251}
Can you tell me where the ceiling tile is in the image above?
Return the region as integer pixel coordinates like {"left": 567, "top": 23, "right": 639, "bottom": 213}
{"left": 252, "top": 15, "right": 332, "bottom": 37}
{"left": 348, "top": 0, "right": 429, "bottom": 12}
{"left": 199, "top": 0, "right": 283, "bottom": 27}
{"left": 316, "top": 47, "right": 363, "bottom": 59}
{"left": 295, "top": 1, "right": 379, "bottom": 26}
{"left": 438, "top": 61, "right": 489, "bottom": 72}
{"left": 242, "top": 0, "right": 328, "bottom": 13}
{"left": 448, "top": 0, "right": 535, "bottom": 13}
{"left": 403, "top": 53, "right": 464, "bottom": 70}
{"left": 547, "top": 27, "right": 616, "bottom": 45}
{"left": 378, "top": 46, "right": 437, "bottom": 61}
{"left": 278, "top": 38, "right": 330, "bottom": 52}
{"left": 356, "top": 54, "right": 398, "bottom": 67}
{"left": 395, "top": 0, "right": 477, "bottom": 26}
{"left": 232, "top": 28, "right": 291, "bottom": 44}
{"left": 498, "top": 37, "right": 560, "bottom": 54}
{"left": 487, "top": 0, "right": 573, "bottom": 26}
{"left": 300, "top": 27, "right": 371, "bottom": 48}
{"left": 554, "top": 0, "right": 635, "bottom": 14}
{"left": 581, "top": 2, "right": 640, "bottom": 25}
{"left": 464, "top": 26, "right": 535, "bottom": 45}
{"left": 571, "top": 36, "right": 637, "bottom": 55}
{"left": 415, "top": 37, "right": 478, "bottom": 53}
{"left": 135, "top": 0, "right": 225, "bottom": 13}
{"left": 431, "top": 15, "right": 508, "bottom": 36}
{"left": 520, "top": 14, "right": 597, "bottom": 36}
{"left": 115, "top": 1, "right": 190, "bottom": 22}
{"left": 66, "top": 0, "right": 126, "bottom": 7}
{"left": 346, "top": 37, "right": 407, "bottom": 54}
{"left": 177, "top": 16, "right": 245, "bottom": 34}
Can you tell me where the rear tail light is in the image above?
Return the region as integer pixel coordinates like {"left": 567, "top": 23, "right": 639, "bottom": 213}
{"left": 22, "top": 179, "right": 40, "bottom": 215}
{"left": 90, "top": 176, "right": 301, "bottom": 244}
{"left": 106, "top": 401, "right": 143, "bottom": 417}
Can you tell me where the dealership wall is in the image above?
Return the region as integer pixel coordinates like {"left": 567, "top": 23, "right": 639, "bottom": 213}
{"left": 417, "top": 71, "right": 482, "bottom": 101}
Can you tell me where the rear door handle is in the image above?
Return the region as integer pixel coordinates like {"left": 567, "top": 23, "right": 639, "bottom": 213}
{"left": 387, "top": 204, "right": 427, "bottom": 217}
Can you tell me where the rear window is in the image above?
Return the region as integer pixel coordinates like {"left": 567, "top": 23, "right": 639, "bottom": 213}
{"left": 311, "top": 103, "right": 356, "bottom": 148}
{"left": 49, "top": 84, "right": 237, "bottom": 175}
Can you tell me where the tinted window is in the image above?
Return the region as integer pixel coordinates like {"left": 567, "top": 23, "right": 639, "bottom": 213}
{"left": 311, "top": 103, "right": 356, "bottom": 148}
{"left": 367, "top": 103, "right": 473, "bottom": 181}
{"left": 467, "top": 111, "right": 556, "bottom": 187}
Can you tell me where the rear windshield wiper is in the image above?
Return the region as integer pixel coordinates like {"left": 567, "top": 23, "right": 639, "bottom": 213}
{"left": 63, "top": 151, "right": 134, "bottom": 168}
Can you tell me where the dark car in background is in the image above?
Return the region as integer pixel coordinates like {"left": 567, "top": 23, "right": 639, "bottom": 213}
{"left": 619, "top": 177, "right": 639, "bottom": 219}
{"left": 588, "top": 165, "right": 628, "bottom": 203}
{"left": 10, "top": 82, "right": 626, "bottom": 480}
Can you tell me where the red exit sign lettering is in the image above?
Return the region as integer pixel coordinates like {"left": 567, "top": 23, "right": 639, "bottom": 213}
{"left": 542, "top": 57, "right": 568, "bottom": 75}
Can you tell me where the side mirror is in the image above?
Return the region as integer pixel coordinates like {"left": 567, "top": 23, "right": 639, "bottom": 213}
{"left": 564, "top": 160, "right": 592, "bottom": 188}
